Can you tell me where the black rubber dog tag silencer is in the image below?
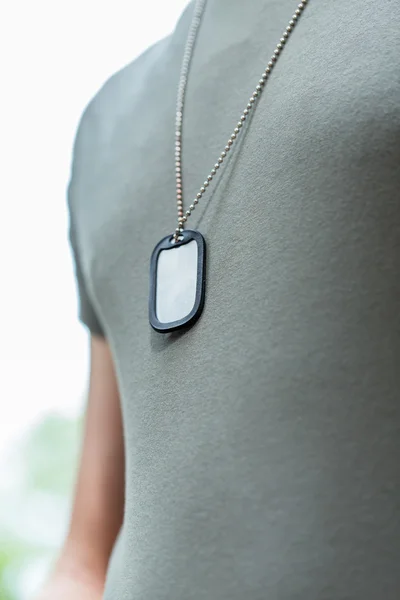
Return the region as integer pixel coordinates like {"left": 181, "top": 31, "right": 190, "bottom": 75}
{"left": 149, "top": 229, "right": 206, "bottom": 333}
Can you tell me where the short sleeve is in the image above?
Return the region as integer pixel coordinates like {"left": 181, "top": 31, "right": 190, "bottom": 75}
{"left": 67, "top": 114, "right": 105, "bottom": 337}
{"left": 67, "top": 204, "right": 104, "bottom": 337}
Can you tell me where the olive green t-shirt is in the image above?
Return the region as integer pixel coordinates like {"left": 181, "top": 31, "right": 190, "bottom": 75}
{"left": 68, "top": 1, "right": 400, "bottom": 598}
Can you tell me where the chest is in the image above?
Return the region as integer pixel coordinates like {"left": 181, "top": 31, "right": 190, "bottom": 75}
{"left": 75, "top": 0, "right": 400, "bottom": 355}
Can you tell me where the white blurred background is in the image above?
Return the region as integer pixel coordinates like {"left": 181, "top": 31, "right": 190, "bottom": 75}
{"left": 0, "top": 1, "right": 188, "bottom": 597}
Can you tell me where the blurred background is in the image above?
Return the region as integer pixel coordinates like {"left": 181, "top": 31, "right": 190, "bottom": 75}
{"left": 0, "top": 1, "right": 187, "bottom": 597}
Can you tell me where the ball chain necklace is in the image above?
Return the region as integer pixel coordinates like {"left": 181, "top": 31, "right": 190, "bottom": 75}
{"left": 149, "top": 0, "right": 309, "bottom": 333}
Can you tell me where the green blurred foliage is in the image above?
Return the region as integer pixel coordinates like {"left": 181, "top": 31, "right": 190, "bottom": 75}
{"left": 0, "top": 545, "right": 18, "bottom": 600}
{"left": 0, "top": 539, "right": 29, "bottom": 600}
{"left": 23, "top": 414, "right": 81, "bottom": 494}
{"left": 0, "top": 412, "right": 82, "bottom": 599}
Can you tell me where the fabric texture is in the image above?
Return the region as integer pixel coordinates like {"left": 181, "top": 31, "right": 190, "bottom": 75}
{"left": 67, "top": 0, "right": 400, "bottom": 598}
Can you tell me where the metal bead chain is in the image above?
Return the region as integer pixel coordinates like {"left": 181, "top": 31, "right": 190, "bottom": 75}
{"left": 173, "top": 0, "right": 309, "bottom": 241}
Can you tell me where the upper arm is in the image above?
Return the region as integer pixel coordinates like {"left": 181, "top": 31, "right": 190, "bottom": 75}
{"left": 66, "top": 335, "right": 124, "bottom": 578}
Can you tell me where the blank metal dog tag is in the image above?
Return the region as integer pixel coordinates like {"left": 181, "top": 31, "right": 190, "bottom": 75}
{"left": 149, "top": 229, "right": 206, "bottom": 333}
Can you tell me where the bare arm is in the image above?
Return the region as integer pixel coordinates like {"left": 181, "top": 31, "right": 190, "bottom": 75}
{"left": 36, "top": 335, "right": 124, "bottom": 599}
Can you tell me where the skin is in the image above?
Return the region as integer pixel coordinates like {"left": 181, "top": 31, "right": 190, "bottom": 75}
{"left": 36, "top": 336, "right": 125, "bottom": 599}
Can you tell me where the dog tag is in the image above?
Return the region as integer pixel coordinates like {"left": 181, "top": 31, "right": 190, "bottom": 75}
{"left": 149, "top": 229, "right": 206, "bottom": 333}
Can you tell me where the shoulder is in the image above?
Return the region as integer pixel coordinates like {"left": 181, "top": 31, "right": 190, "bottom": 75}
{"left": 73, "top": 36, "right": 170, "bottom": 160}
{"left": 73, "top": 2, "right": 195, "bottom": 158}
{"left": 90, "top": 38, "right": 169, "bottom": 121}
